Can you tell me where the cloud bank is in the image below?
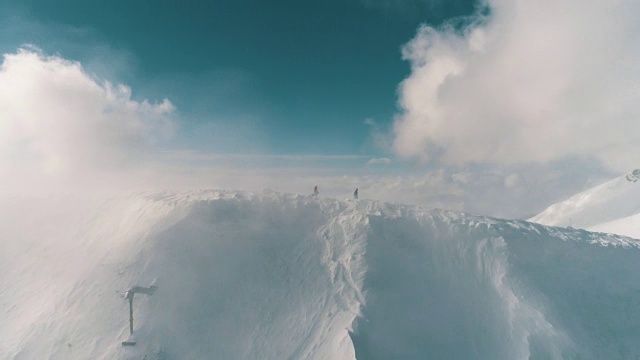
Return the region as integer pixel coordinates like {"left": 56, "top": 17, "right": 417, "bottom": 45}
{"left": 0, "top": 48, "right": 175, "bottom": 182}
{"left": 392, "top": 0, "right": 640, "bottom": 171}
{"left": 0, "top": 47, "right": 612, "bottom": 218}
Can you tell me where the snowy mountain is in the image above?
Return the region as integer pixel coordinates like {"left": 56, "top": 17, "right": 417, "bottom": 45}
{"left": 530, "top": 169, "right": 640, "bottom": 238}
{"left": 2, "top": 190, "right": 640, "bottom": 359}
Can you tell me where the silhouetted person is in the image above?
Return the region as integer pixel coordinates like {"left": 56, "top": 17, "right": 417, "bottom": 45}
{"left": 313, "top": 185, "right": 319, "bottom": 196}
{"left": 354, "top": 188, "right": 358, "bottom": 199}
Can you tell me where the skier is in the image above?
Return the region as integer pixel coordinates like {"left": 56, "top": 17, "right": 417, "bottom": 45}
{"left": 313, "top": 185, "right": 319, "bottom": 196}
{"left": 354, "top": 188, "right": 358, "bottom": 200}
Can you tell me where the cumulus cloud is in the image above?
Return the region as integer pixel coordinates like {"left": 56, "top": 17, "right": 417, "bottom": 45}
{"left": 0, "top": 48, "right": 175, "bottom": 179}
{"left": 392, "top": 0, "right": 640, "bottom": 171}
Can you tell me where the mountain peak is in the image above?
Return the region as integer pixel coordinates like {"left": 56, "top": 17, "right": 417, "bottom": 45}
{"left": 530, "top": 170, "right": 640, "bottom": 238}
{"left": 3, "top": 190, "right": 640, "bottom": 359}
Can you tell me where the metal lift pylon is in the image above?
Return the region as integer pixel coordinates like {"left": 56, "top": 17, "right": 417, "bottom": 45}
{"left": 121, "top": 285, "right": 157, "bottom": 347}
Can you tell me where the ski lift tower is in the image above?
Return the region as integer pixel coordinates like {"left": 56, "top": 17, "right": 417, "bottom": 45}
{"left": 121, "top": 285, "right": 157, "bottom": 346}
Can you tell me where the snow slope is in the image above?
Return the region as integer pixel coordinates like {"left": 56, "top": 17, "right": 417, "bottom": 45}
{"left": 2, "top": 190, "right": 640, "bottom": 359}
{"left": 530, "top": 169, "right": 640, "bottom": 238}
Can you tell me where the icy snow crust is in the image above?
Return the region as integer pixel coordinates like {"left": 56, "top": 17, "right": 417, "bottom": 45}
{"left": 2, "top": 190, "right": 640, "bottom": 359}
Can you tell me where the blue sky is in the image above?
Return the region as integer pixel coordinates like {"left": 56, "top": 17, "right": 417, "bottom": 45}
{"left": 1, "top": 0, "right": 638, "bottom": 218}
{"left": 1, "top": 0, "right": 475, "bottom": 155}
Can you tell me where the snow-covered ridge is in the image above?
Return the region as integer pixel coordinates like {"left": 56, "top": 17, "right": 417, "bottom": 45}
{"left": 530, "top": 169, "right": 640, "bottom": 238}
{"left": 2, "top": 190, "right": 640, "bottom": 359}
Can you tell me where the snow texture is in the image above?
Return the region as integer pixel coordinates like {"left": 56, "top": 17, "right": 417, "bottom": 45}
{"left": 531, "top": 169, "right": 640, "bottom": 238}
{"left": 2, "top": 190, "right": 640, "bottom": 359}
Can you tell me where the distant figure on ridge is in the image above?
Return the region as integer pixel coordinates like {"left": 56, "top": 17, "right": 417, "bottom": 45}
{"left": 354, "top": 188, "right": 358, "bottom": 200}
{"left": 313, "top": 185, "right": 319, "bottom": 196}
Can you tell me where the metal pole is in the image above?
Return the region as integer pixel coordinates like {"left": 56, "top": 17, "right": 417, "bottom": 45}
{"left": 129, "top": 296, "right": 134, "bottom": 335}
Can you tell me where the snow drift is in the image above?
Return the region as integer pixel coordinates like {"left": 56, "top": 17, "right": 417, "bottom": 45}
{"left": 2, "top": 190, "right": 640, "bottom": 359}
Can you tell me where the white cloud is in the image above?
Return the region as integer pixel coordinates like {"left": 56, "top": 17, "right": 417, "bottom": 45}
{"left": 504, "top": 173, "right": 520, "bottom": 189}
{"left": 367, "top": 157, "right": 392, "bottom": 165}
{"left": 363, "top": 117, "right": 392, "bottom": 153}
{"left": 392, "top": 0, "right": 640, "bottom": 171}
{"left": 163, "top": 151, "right": 366, "bottom": 163}
{"left": 0, "top": 48, "right": 175, "bottom": 179}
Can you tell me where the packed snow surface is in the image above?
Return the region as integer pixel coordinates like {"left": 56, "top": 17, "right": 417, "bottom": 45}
{"left": 2, "top": 190, "right": 640, "bottom": 359}
{"left": 530, "top": 169, "right": 640, "bottom": 238}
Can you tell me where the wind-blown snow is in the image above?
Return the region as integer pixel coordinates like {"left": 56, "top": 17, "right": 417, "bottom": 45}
{"left": 530, "top": 169, "right": 640, "bottom": 238}
{"left": 2, "top": 190, "right": 640, "bottom": 359}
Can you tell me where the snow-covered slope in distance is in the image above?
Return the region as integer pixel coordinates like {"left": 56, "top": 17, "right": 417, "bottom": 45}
{"left": 530, "top": 169, "right": 640, "bottom": 238}
{"left": 2, "top": 190, "right": 640, "bottom": 359}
